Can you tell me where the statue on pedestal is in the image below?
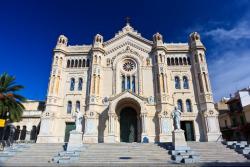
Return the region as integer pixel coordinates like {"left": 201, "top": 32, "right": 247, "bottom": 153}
{"left": 172, "top": 107, "right": 181, "bottom": 130}
{"left": 74, "top": 109, "right": 83, "bottom": 132}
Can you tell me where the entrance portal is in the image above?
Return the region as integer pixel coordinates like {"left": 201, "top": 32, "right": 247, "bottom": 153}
{"left": 181, "top": 121, "right": 195, "bottom": 141}
{"left": 120, "top": 107, "right": 138, "bottom": 143}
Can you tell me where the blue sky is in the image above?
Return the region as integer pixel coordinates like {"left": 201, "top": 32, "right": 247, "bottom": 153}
{"left": 0, "top": 0, "right": 250, "bottom": 101}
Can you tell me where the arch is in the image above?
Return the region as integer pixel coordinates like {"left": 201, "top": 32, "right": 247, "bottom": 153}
{"left": 187, "top": 57, "right": 191, "bottom": 65}
{"left": 171, "top": 58, "right": 175, "bottom": 65}
{"left": 75, "top": 59, "right": 78, "bottom": 67}
{"left": 82, "top": 59, "right": 86, "bottom": 67}
{"left": 70, "top": 78, "right": 75, "bottom": 91}
{"left": 30, "top": 125, "right": 37, "bottom": 141}
{"left": 179, "top": 57, "right": 183, "bottom": 65}
{"left": 20, "top": 126, "right": 27, "bottom": 140}
{"left": 167, "top": 58, "right": 170, "bottom": 66}
{"left": 183, "top": 57, "right": 187, "bottom": 65}
{"left": 59, "top": 57, "right": 63, "bottom": 66}
{"left": 94, "top": 55, "right": 97, "bottom": 64}
{"left": 79, "top": 59, "right": 82, "bottom": 68}
{"left": 175, "top": 58, "right": 179, "bottom": 65}
{"left": 71, "top": 60, "right": 74, "bottom": 68}
{"left": 159, "top": 54, "right": 163, "bottom": 63}
{"left": 78, "top": 78, "right": 83, "bottom": 91}
{"left": 67, "top": 101, "right": 72, "bottom": 114}
{"left": 86, "top": 59, "right": 90, "bottom": 67}
{"left": 199, "top": 53, "right": 203, "bottom": 62}
{"left": 177, "top": 99, "right": 183, "bottom": 112}
{"left": 175, "top": 76, "right": 181, "bottom": 89}
{"left": 76, "top": 101, "right": 80, "bottom": 112}
{"left": 67, "top": 60, "right": 70, "bottom": 68}
{"left": 183, "top": 76, "right": 189, "bottom": 89}
{"left": 186, "top": 99, "right": 192, "bottom": 112}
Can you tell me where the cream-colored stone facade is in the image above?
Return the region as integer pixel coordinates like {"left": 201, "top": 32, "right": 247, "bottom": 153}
{"left": 37, "top": 23, "right": 221, "bottom": 143}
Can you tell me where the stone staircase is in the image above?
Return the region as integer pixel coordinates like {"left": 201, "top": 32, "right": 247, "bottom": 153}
{"left": 0, "top": 143, "right": 64, "bottom": 166}
{"left": 187, "top": 142, "right": 249, "bottom": 163}
{"left": 77, "top": 143, "right": 172, "bottom": 166}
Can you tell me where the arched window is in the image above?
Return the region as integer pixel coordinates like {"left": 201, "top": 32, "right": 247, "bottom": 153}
{"left": 75, "top": 59, "right": 78, "bottom": 67}
{"left": 67, "top": 60, "right": 70, "bottom": 68}
{"left": 187, "top": 57, "right": 191, "bottom": 65}
{"left": 79, "top": 59, "right": 82, "bottom": 68}
{"left": 122, "top": 75, "right": 125, "bottom": 91}
{"left": 199, "top": 53, "right": 203, "bottom": 62}
{"left": 70, "top": 78, "right": 75, "bottom": 91}
{"left": 183, "top": 58, "right": 187, "bottom": 65}
{"left": 183, "top": 76, "right": 189, "bottom": 89}
{"left": 78, "top": 78, "right": 83, "bottom": 91}
{"left": 82, "top": 59, "right": 86, "bottom": 67}
{"left": 86, "top": 59, "right": 90, "bottom": 67}
{"left": 175, "top": 58, "right": 179, "bottom": 65}
{"left": 179, "top": 57, "right": 183, "bottom": 65}
{"left": 67, "top": 101, "right": 72, "bottom": 114}
{"left": 132, "top": 76, "right": 136, "bottom": 93}
{"left": 55, "top": 56, "right": 58, "bottom": 65}
{"left": 177, "top": 99, "right": 183, "bottom": 112}
{"left": 175, "top": 76, "right": 181, "bottom": 89}
{"left": 94, "top": 55, "right": 97, "bottom": 64}
{"left": 186, "top": 99, "right": 192, "bottom": 112}
{"left": 159, "top": 54, "right": 163, "bottom": 63}
{"left": 76, "top": 101, "right": 80, "bottom": 112}
{"left": 99, "top": 56, "right": 101, "bottom": 64}
{"left": 167, "top": 58, "right": 170, "bottom": 66}
{"left": 127, "top": 76, "right": 131, "bottom": 89}
{"left": 171, "top": 58, "right": 175, "bottom": 65}
{"left": 71, "top": 60, "right": 74, "bottom": 68}
{"left": 194, "top": 54, "right": 198, "bottom": 63}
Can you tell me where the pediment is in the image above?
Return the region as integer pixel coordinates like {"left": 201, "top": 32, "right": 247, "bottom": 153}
{"left": 109, "top": 90, "right": 147, "bottom": 102}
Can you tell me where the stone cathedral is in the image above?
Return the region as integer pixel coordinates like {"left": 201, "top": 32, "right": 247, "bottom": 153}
{"left": 37, "top": 23, "right": 221, "bottom": 144}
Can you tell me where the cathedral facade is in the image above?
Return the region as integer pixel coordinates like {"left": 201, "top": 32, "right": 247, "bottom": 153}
{"left": 37, "top": 23, "right": 221, "bottom": 143}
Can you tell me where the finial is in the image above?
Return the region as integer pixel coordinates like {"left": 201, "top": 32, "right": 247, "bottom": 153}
{"left": 125, "top": 16, "right": 131, "bottom": 26}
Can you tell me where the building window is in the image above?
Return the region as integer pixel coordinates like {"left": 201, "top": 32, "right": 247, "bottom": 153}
{"left": 78, "top": 59, "right": 82, "bottom": 67}
{"left": 167, "top": 58, "right": 170, "bottom": 66}
{"left": 70, "top": 78, "right": 75, "bottom": 91}
{"left": 175, "top": 76, "right": 181, "bottom": 89}
{"left": 177, "top": 99, "right": 183, "bottom": 112}
{"left": 86, "top": 59, "right": 90, "bottom": 67}
{"left": 127, "top": 76, "right": 131, "bottom": 90}
{"left": 132, "top": 76, "right": 136, "bottom": 93}
{"left": 71, "top": 60, "right": 74, "bottom": 68}
{"left": 67, "top": 101, "right": 72, "bottom": 114}
{"left": 183, "top": 76, "right": 189, "bottom": 89}
{"left": 78, "top": 78, "right": 83, "bottom": 91}
{"left": 82, "top": 59, "right": 86, "bottom": 67}
{"left": 76, "top": 101, "right": 80, "bottom": 112}
{"left": 122, "top": 75, "right": 125, "bottom": 91}
{"left": 186, "top": 99, "right": 192, "bottom": 112}
{"left": 67, "top": 60, "right": 70, "bottom": 68}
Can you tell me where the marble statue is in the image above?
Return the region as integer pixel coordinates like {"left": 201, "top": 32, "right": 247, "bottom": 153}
{"left": 172, "top": 107, "right": 181, "bottom": 130}
{"left": 74, "top": 109, "right": 83, "bottom": 132}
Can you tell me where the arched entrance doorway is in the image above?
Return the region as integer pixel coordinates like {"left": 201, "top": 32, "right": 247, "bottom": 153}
{"left": 120, "top": 107, "right": 138, "bottom": 142}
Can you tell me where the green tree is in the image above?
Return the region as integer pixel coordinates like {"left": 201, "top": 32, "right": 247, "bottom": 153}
{"left": 0, "top": 73, "right": 26, "bottom": 122}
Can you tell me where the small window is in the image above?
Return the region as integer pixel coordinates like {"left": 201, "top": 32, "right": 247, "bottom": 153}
{"left": 183, "top": 76, "right": 189, "bottom": 89}
{"left": 177, "top": 99, "right": 183, "bottom": 112}
{"left": 71, "top": 60, "right": 74, "bottom": 68}
{"left": 175, "top": 76, "right": 181, "bottom": 89}
{"left": 67, "top": 60, "right": 70, "bottom": 68}
{"left": 70, "top": 78, "right": 75, "bottom": 91}
{"left": 78, "top": 78, "right": 83, "bottom": 91}
{"left": 186, "top": 99, "right": 192, "bottom": 112}
{"left": 67, "top": 101, "right": 72, "bottom": 114}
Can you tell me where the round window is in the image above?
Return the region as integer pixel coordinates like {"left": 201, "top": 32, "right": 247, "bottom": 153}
{"left": 122, "top": 60, "right": 135, "bottom": 72}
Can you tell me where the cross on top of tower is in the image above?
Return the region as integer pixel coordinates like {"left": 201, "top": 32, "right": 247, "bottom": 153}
{"left": 125, "top": 16, "right": 131, "bottom": 25}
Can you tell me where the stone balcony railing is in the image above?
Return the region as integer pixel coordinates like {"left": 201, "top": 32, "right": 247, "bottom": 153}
{"left": 22, "top": 110, "right": 42, "bottom": 118}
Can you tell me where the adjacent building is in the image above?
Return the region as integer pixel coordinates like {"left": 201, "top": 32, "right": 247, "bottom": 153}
{"left": 216, "top": 87, "right": 250, "bottom": 142}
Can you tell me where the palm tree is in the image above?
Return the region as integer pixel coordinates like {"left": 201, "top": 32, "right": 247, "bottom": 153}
{"left": 0, "top": 73, "right": 26, "bottom": 122}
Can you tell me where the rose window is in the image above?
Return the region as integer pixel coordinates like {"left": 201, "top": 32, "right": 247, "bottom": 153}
{"left": 123, "top": 60, "right": 135, "bottom": 72}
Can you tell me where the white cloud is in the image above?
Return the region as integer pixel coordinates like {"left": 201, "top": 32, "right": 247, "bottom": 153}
{"left": 205, "top": 21, "right": 250, "bottom": 42}
{"left": 209, "top": 49, "right": 250, "bottom": 101}
{"left": 204, "top": 16, "right": 250, "bottom": 101}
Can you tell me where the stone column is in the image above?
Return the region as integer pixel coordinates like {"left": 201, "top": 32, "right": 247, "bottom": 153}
{"left": 141, "top": 113, "right": 149, "bottom": 142}
{"left": 106, "top": 113, "right": 116, "bottom": 143}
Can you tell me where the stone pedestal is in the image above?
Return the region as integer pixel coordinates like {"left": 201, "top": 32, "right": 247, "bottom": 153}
{"left": 106, "top": 134, "right": 116, "bottom": 143}
{"left": 172, "top": 129, "right": 188, "bottom": 150}
{"left": 67, "top": 130, "right": 83, "bottom": 151}
{"left": 82, "top": 134, "right": 98, "bottom": 143}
